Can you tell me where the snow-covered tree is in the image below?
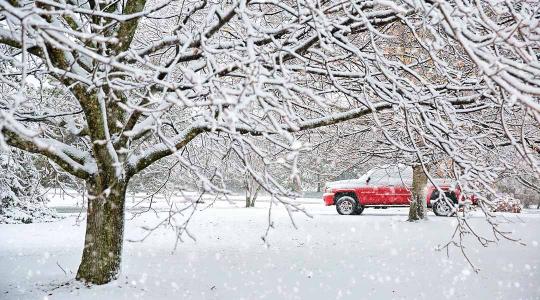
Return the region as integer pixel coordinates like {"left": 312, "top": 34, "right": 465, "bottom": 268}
{"left": 0, "top": 148, "right": 57, "bottom": 224}
{"left": 1, "top": 0, "right": 538, "bottom": 284}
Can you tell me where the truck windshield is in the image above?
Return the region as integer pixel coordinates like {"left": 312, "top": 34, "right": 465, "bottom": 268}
{"left": 363, "top": 165, "right": 412, "bottom": 185}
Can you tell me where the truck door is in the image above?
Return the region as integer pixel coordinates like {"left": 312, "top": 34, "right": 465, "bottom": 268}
{"left": 375, "top": 185, "right": 396, "bottom": 205}
{"left": 393, "top": 185, "right": 411, "bottom": 205}
{"left": 392, "top": 166, "right": 412, "bottom": 205}
{"left": 369, "top": 169, "right": 395, "bottom": 205}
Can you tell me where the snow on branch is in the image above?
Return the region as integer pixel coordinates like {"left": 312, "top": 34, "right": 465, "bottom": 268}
{"left": 0, "top": 0, "right": 538, "bottom": 194}
{"left": 1, "top": 112, "right": 96, "bottom": 179}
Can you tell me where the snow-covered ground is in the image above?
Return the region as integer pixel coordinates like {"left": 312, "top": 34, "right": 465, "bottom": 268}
{"left": 1, "top": 198, "right": 539, "bottom": 300}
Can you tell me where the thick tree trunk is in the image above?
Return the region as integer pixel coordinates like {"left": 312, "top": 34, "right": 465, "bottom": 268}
{"left": 76, "top": 180, "right": 127, "bottom": 284}
{"left": 408, "top": 164, "right": 428, "bottom": 221}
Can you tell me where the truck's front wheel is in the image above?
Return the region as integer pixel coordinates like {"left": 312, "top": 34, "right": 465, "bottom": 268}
{"left": 336, "top": 196, "right": 362, "bottom": 215}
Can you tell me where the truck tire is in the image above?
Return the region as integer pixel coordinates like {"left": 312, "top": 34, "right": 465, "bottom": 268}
{"left": 354, "top": 205, "right": 365, "bottom": 215}
{"left": 433, "top": 200, "right": 454, "bottom": 217}
{"left": 336, "top": 196, "right": 361, "bottom": 215}
{"left": 431, "top": 190, "right": 457, "bottom": 217}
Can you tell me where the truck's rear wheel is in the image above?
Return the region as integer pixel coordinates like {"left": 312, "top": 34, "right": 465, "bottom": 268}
{"left": 433, "top": 200, "right": 454, "bottom": 217}
{"left": 336, "top": 196, "right": 362, "bottom": 215}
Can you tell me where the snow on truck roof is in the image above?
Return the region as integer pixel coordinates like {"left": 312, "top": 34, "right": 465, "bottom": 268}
{"left": 326, "top": 165, "right": 455, "bottom": 188}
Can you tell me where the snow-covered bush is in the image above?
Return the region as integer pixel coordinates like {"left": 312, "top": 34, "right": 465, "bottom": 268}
{"left": 0, "top": 150, "right": 58, "bottom": 224}
{"left": 492, "top": 197, "right": 522, "bottom": 214}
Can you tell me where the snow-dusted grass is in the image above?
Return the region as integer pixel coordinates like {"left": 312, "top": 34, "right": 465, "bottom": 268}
{"left": 1, "top": 200, "right": 539, "bottom": 300}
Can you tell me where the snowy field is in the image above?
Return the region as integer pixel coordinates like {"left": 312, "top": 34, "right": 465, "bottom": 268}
{"left": 1, "top": 199, "right": 539, "bottom": 300}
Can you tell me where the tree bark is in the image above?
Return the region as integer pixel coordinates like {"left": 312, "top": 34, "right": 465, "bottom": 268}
{"left": 76, "top": 179, "right": 127, "bottom": 285}
{"left": 244, "top": 175, "right": 255, "bottom": 208}
{"left": 408, "top": 164, "right": 428, "bottom": 221}
{"left": 317, "top": 173, "right": 322, "bottom": 193}
{"left": 245, "top": 192, "right": 251, "bottom": 208}
{"left": 250, "top": 185, "right": 260, "bottom": 207}
{"left": 245, "top": 179, "right": 260, "bottom": 208}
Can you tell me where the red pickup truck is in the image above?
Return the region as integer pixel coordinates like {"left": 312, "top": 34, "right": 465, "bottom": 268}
{"left": 323, "top": 165, "right": 472, "bottom": 216}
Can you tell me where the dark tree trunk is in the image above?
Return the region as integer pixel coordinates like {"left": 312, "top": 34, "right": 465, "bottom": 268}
{"left": 245, "top": 176, "right": 260, "bottom": 208}
{"left": 245, "top": 185, "right": 259, "bottom": 207}
{"left": 408, "top": 164, "right": 428, "bottom": 221}
{"left": 245, "top": 194, "right": 251, "bottom": 208}
{"left": 76, "top": 179, "right": 127, "bottom": 284}
{"left": 250, "top": 187, "right": 258, "bottom": 207}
